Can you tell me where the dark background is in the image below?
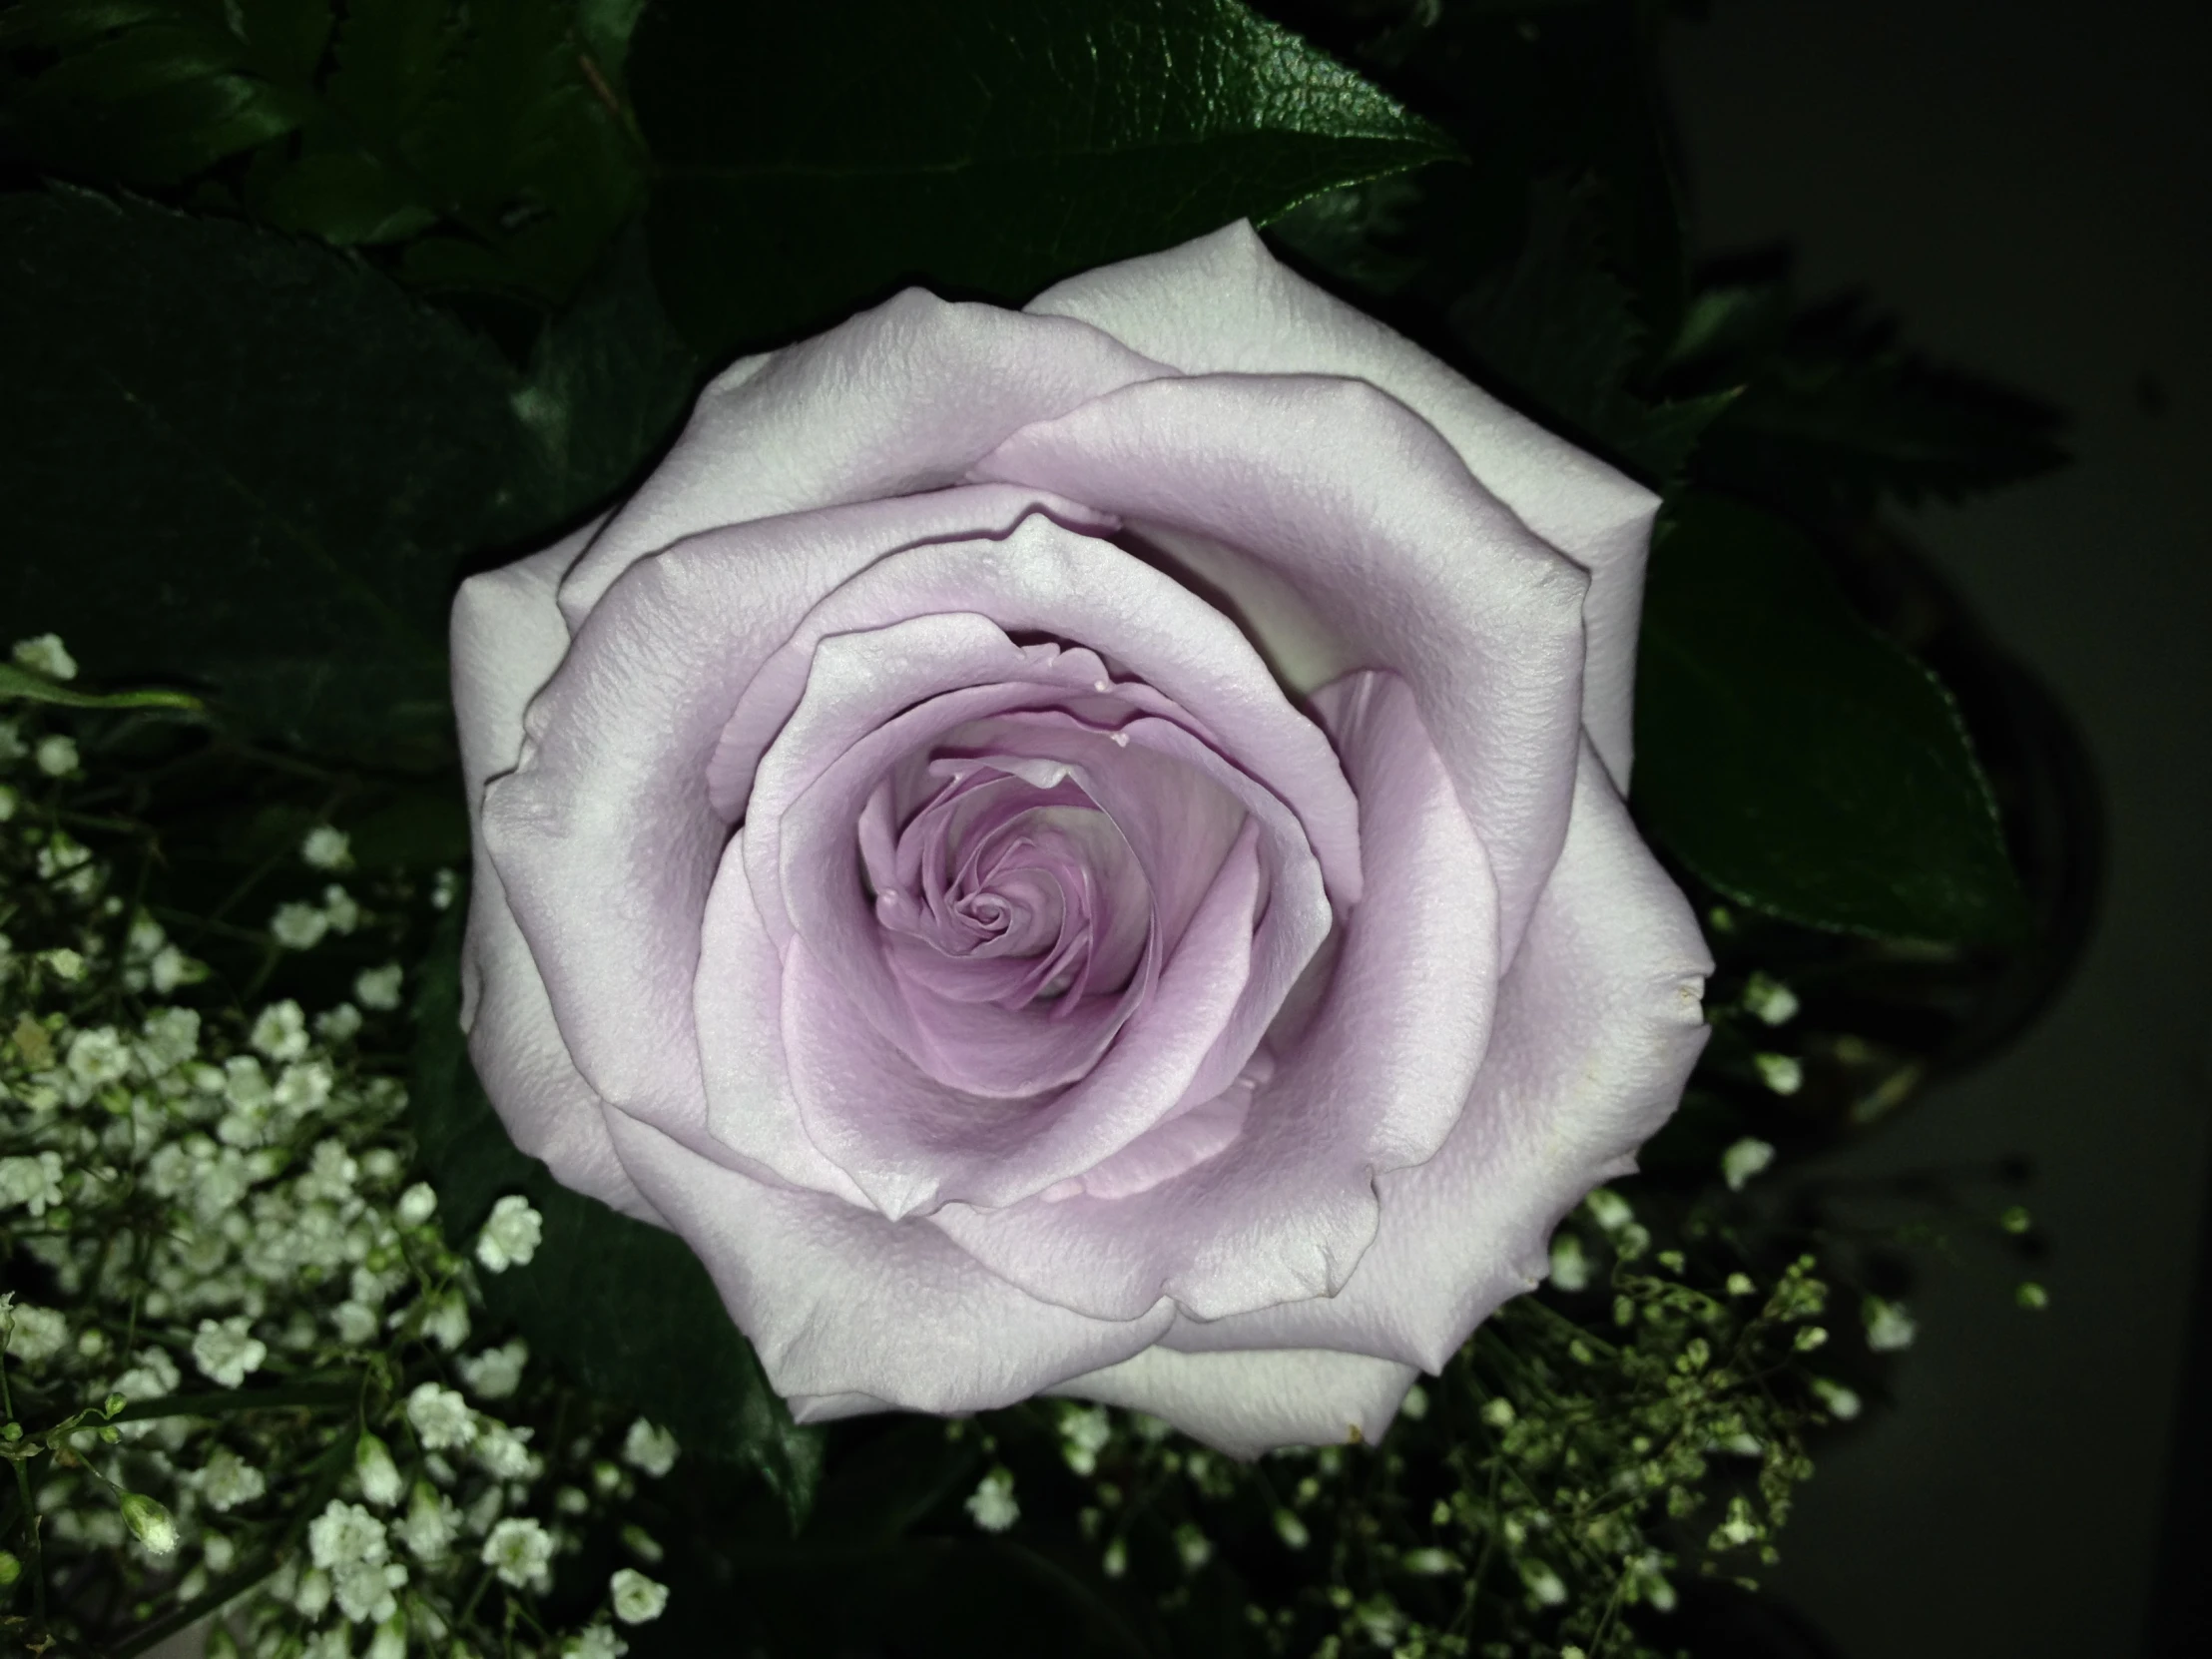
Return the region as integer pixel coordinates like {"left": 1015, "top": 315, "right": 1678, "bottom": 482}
{"left": 1662, "top": 2, "right": 2211, "bottom": 1654}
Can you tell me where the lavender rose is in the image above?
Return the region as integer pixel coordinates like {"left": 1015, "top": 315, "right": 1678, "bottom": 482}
{"left": 453, "top": 224, "right": 1710, "bottom": 1457}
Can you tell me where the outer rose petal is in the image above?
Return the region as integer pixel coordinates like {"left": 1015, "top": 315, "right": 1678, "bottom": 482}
{"left": 601, "top": 1113, "right": 1174, "bottom": 1415}
{"left": 973, "top": 373, "right": 1584, "bottom": 964}
{"left": 481, "top": 487, "right": 1095, "bottom": 1145}
{"left": 558, "top": 292, "right": 1163, "bottom": 623}
{"left": 1163, "top": 742, "right": 1712, "bottom": 1375}
{"left": 1028, "top": 221, "right": 1657, "bottom": 788}
{"left": 1053, "top": 1346, "right": 1419, "bottom": 1461}
{"left": 450, "top": 525, "right": 656, "bottom": 1221}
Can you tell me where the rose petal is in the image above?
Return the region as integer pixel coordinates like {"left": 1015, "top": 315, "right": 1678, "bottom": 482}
{"left": 1053, "top": 1344, "right": 1419, "bottom": 1460}
{"left": 1029, "top": 221, "right": 1657, "bottom": 788}
{"left": 601, "top": 1112, "right": 1175, "bottom": 1416}
{"left": 972, "top": 373, "right": 1582, "bottom": 964}
{"left": 1162, "top": 742, "right": 1711, "bottom": 1373}
{"left": 482, "top": 486, "right": 1096, "bottom": 1138}
{"left": 706, "top": 512, "right": 1361, "bottom": 908}
{"left": 451, "top": 526, "right": 657, "bottom": 1221}
{"left": 558, "top": 293, "right": 1163, "bottom": 624}
{"left": 927, "top": 674, "right": 1495, "bottom": 1322}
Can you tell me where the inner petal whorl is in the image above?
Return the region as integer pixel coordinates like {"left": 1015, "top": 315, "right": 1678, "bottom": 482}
{"left": 870, "top": 762, "right": 1150, "bottom": 1017}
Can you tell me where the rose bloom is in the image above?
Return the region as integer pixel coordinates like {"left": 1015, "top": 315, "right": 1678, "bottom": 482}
{"left": 455, "top": 224, "right": 1709, "bottom": 1456}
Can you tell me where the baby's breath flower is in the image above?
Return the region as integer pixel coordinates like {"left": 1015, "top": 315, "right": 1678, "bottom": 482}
{"left": 964, "top": 1467, "right": 1018, "bottom": 1532}
{"left": 120, "top": 1492, "right": 179, "bottom": 1554}
{"left": 1863, "top": 1297, "right": 1918, "bottom": 1352}
{"left": 458, "top": 1338, "right": 528, "bottom": 1401}
{"left": 321, "top": 885, "right": 360, "bottom": 935}
{"left": 1057, "top": 1403, "right": 1112, "bottom": 1475}
{"left": 1721, "top": 1137, "right": 1777, "bottom": 1192}
{"left": 149, "top": 943, "right": 205, "bottom": 992}
{"left": 564, "top": 1627, "right": 629, "bottom": 1659}
{"left": 395, "top": 1181, "right": 437, "bottom": 1227}
{"left": 197, "top": 1445, "right": 268, "bottom": 1511}
{"left": 300, "top": 826, "right": 352, "bottom": 871}
{"left": 420, "top": 1289, "right": 471, "bottom": 1353}
{"left": 1810, "top": 1378, "right": 1863, "bottom": 1420}
{"left": 473, "top": 1420, "right": 539, "bottom": 1482}
{"left": 610, "top": 1566, "right": 670, "bottom": 1623}
{"left": 356, "top": 1434, "right": 404, "bottom": 1507}
{"left": 3, "top": 1301, "right": 68, "bottom": 1364}
{"left": 1754, "top": 1052, "right": 1805, "bottom": 1096}
{"left": 192, "top": 1316, "right": 267, "bottom": 1388}
{"left": 367, "top": 1616, "right": 406, "bottom": 1659}
{"left": 66, "top": 1025, "right": 132, "bottom": 1089}
{"left": 621, "top": 1418, "right": 677, "bottom": 1478}
{"left": 397, "top": 1484, "right": 462, "bottom": 1564}
{"left": 250, "top": 1001, "right": 310, "bottom": 1062}
{"left": 1741, "top": 971, "right": 1800, "bottom": 1025}
{"left": 1584, "top": 1189, "right": 1633, "bottom": 1233}
{"left": 0, "top": 1151, "right": 66, "bottom": 1216}
{"left": 481, "top": 1515, "right": 555, "bottom": 1590}
{"left": 354, "top": 963, "right": 404, "bottom": 1011}
{"left": 308, "top": 1500, "right": 389, "bottom": 1572}
{"left": 1548, "top": 1231, "right": 1590, "bottom": 1292}
{"left": 138, "top": 1006, "right": 201, "bottom": 1074}
{"left": 39, "top": 945, "right": 86, "bottom": 981}
{"left": 35, "top": 735, "right": 79, "bottom": 778}
{"left": 270, "top": 902, "right": 329, "bottom": 951}
{"left": 406, "top": 1383, "right": 477, "bottom": 1451}
{"left": 316, "top": 1002, "right": 363, "bottom": 1043}
{"left": 12, "top": 633, "right": 77, "bottom": 680}
{"left": 475, "top": 1193, "right": 543, "bottom": 1273}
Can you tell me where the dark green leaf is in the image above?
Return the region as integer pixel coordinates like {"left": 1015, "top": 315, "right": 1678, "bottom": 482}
{"left": 510, "top": 222, "right": 703, "bottom": 526}
{"left": 410, "top": 914, "right": 825, "bottom": 1526}
{"left": 0, "top": 188, "right": 540, "bottom": 758}
{"left": 255, "top": 147, "right": 438, "bottom": 245}
{"left": 1448, "top": 177, "right": 1731, "bottom": 485}
{"left": 1668, "top": 282, "right": 2069, "bottom": 513}
{"left": 632, "top": 0, "right": 1457, "bottom": 355}
{"left": 0, "top": 663, "right": 202, "bottom": 711}
{"left": 1633, "top": 493, "right": 2028, "bottom": 943}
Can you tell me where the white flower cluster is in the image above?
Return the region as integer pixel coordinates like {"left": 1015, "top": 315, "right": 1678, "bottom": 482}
{"left": 0, "top": 681, "right": 672, "bottom": 1658}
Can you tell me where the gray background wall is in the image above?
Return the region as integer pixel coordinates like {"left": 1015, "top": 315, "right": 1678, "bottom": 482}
{"left": 1663, "top": 2, "right": 2212, "bottom": 1653}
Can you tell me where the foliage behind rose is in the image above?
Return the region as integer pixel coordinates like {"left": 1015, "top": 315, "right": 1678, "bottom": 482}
{"left": 453, "top": 224, "right": 1710, "bottom": 1456}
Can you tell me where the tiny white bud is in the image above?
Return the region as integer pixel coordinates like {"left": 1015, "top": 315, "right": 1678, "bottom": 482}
{"left": 475, "top": 1194, "right": 544, "bottom": 1273}
{"left": 1754, "top": 1053, "right": 1805, "bottom": 1096}
{"left": 270, "top": 901, "right": 328, "bottom": 951}
{"left": 121, "top": 1492, "right": 179, "bottom": 1554}
{"left": 1742, "top": 972, "right": 1800, "bottom": 1026}
{"left": 621, "top": 1418, "right": 678, "bottom": 1478}
{"left": 356, "top": 1434, "right": 403, "bottom": 1506}
{"left": 1811, "top": 1378, "right": 1863, "bottom": 1420}
{"left": 354, "top": 962, "right": 404, "bottom": 1011}
{"left": 1721, "top": 1137, "right": 1777, "bottom": 1192}
{"left": 1863, "top": 1297, "right": 1918, "bottom": 1352}
{"left": 34, "top": 736, "right": 77, "bottom": 777}
{"left": 610, "top": 1566, "right": 671, "bottom": 1623}
{"left": 396, "top": 1182, "right": 438, "bottom": 1227}
{"left": 12, "top": 634, "right": 78, "bottom": 681}
{"left": 964, "top": 1467, "right": 1019, "bottom": 1533}
{"left": 1548, "top": 1231, "right": 1590, "bottom": 1292}
{"left": 1272, "top": 1508, "right": 1310, "bottom": 1550}
{"left": 300, "top": 826, "right": 353, "bottom": 871}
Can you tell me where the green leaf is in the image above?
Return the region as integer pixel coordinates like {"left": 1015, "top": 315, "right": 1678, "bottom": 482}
{"left": 511, "top": 223, "right": 703, "bottom": 526}
{"left": 631, "top": 0, "right": 1458, "bottom": 355}
{"left": 1448, "top": 177, "right": 1731, "bottom": 485}
{"left": 410, "top": 914, "right": 824, "bottom": 1526}
{"left": 1667, "top": 281, "right": 2069, "bottom": 513}
{"left": 1633, "top": 492, "right": 2028, "bottom": 943}
{"left": 0, "top": 188, "right": 540, "bottom": 759}
{"left": 0, "top": 663, "right": 202, "bottom": 711}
